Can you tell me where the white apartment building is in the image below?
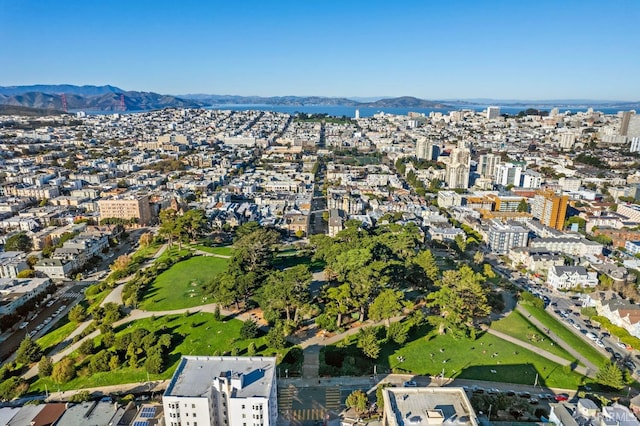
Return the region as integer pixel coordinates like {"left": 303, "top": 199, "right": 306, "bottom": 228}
{"left": 163, "top": 356, "right": 277, "bottom": 426}
{"left": 486, "top": 220, "right": 529, "bottom": 255}
{"left": 547, "top": 265, "right": 598, "bottom": 290}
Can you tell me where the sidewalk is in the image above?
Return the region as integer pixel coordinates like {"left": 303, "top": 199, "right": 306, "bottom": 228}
{"left": 516, "top": 304, "right": 599, "bottom": 375}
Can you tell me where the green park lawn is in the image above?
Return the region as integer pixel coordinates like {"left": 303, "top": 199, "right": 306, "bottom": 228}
{"left": 322, "top": 326, "right": 587, "bottom": 390}
{"left": 191, "top": 244, "right": 234, "bottom": 257}
{"left": 37, "top": 320, "right": 77, "bottom": 353}
{"left": 519, "top": 304, "right": 607, "bottom": 369}
{"left": 491, "top": 310, "right": 580, "bottom": 364}
{"left": 140, "top": 256, "right": 228, "bottom": 311}
{"left": 30, "top": 313, "right": 294, "bottom": 392}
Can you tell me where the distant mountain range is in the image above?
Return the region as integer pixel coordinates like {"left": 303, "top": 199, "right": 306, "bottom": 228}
{"left": 0, "top": 85, "right": 203, "bottom": 112}
{"left": 0, "top": 85, "right": 638, "bottom": 112}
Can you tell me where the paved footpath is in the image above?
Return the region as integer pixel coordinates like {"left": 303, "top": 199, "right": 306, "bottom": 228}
{"left": 486, "top": 328, "right": 591, "bottom": 377}
{"left": 516, "top": 304, "right": 599, "bottom": 375}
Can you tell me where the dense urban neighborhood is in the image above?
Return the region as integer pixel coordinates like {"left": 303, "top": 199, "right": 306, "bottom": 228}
{"left": 2, "top": 105, "right": 640, "bottom": 426}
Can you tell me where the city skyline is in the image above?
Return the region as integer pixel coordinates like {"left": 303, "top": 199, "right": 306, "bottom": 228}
{"left": 1, "top": 0, "right": 639, "bottom": 100}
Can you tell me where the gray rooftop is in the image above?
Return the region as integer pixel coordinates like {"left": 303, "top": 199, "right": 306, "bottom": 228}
{"left": 0, "top": 407, "right": 20, "bottom": 426}
{"left": 383, "top": 387, "right": 478, "bottom": 426}
{"left": 55, "top": 401, "right": 121, "bottom": 426}
{"left": 7, "top": 405, "right": 44, "bottom": 426}
{"left": 164, "top": 356, "right": 276, "bottom": 399}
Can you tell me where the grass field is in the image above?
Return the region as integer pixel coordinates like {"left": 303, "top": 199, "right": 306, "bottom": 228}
{"left": 30, "top": 312, "right": 293, "bottom": 392}
{"left": 491, "top": 310, "right": 580, "bottom": 364}
{"left": 321, "top": 325, "right": 587, "bottom": 389}
{"left": 191, "top": 245, "right": 234, "bottom": 257}
{"left": 37, "top": 320, "right": 77, "bottom": 353}
{"left": 140, "top": 256, "right": 228, "bottom": 311}
{"left": 519, "top": 304, "right": 607, "bottom": 369}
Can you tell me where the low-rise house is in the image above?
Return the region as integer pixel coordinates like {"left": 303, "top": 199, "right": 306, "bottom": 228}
{"left": 547, "top": 265, "right": 598, "bottom": 290}
{"left": 0, "top": 251, "right": 29, "bottom": 279}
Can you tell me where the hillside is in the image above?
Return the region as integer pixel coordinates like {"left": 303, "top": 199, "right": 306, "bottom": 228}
{"left": 0, "top": 89, "right": 204, "bottom": 112}
{"left": 0, "top": 104, "right": 64, "bottom": 116}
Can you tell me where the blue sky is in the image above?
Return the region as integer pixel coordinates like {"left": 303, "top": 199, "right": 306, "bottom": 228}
{"left": 1, "top": 0, "right": 639, "bottom": 100}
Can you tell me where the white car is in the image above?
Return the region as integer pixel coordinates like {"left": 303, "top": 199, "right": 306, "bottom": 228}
{"left": 596, "top": 340, "right": 605, "bottom": 348}
{"left": 19, "top": 322, "right": 29, "bottom": 329}
{"left": 617, "top": 342, "right": 627, "bottom": 349}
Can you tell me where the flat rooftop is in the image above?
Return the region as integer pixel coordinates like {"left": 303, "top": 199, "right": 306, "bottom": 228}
{"left": 164, "top": 356, "right": 276, "bottom": 399}
{"left": 383, "top": 387, "right": 478, "bottom": 426}
{"left": 55, "top": 401, "right": 120, "bottom": 426}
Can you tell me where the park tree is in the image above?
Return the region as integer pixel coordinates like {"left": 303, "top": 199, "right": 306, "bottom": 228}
{"left": 325, "top": 284, "right": 353, "bottom": 328}
{"left": 386, "top": 321, "right": 408, "bottom": 344}
{"left": 68, "top": 305, "right": 87, "bottom": 323}
{"left": 357, "top": 327, "right": 380, "bottom": 359}
{"left": 110, "top": 254, "right": 131, "bottom": 273}
{"left": 483, "top": 263, "right": 496, "bottom": 279}
{"left": 109, "top": 354, "right": 120, "bottom": 371}
{"left": 266, "top": 321, "right": 287, "bottom": 350}
{"left": 345, "top": 389, "right": 369, "bottom": 415}
{"left": 38, "top": 356, "right": 53, "bottom": 377}
{"left": 0, "top": 377, "right": 28, "bottom": 401}
{"left": 89, "top": 350, "right": 111, "bottom": 373}
{"left": 412, "top": 249, "right": 440, "bottom": 284}
{"left": 454, "top": 234, "right": 467, "bottom": 253}
{"left": 178, "top": 209, "right": 207, "bottom": 243}
{"left": 369, "top": 289, "right": 404, "bottom": 327}
{"left": 51, "top": 358, "right": 76, "bottom": 384}
{"left": 4, "top": 232, "right": 32, "bottom": 252}
{"left": 427, "top": 265, "right": 490, "bottom": 338}
{"left": 473, "top": 251, "right": 484, "bottom": 265}
{"left": 144, "top": 347, "right": 164, "bottom": 374}
{"left": 16, "top": 336, "right": 42, "bottom": 364}
{"left": 596, "top": 362, "right": 625, "bottom": 390}
{"left": 138, "top": 232, "right": 154, "bottom": 248}
{"left": 240, "top": 319, "right": 259, "bottom": 339}
{"left": 78, "top": 339, "right": 95, "bottom": 356}
{"left": 158, "top": 208, "right": 180, "bottom": 247}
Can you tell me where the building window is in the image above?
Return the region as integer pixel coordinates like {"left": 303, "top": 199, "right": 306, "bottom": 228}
{"left": 193, "top": 413, "right": 197, "bottom": 418}
{"left": 192, "top": 404, "right": 196, "bottom": 408}
{"left": 242, "top": 405, "right": 245, "bottom": 409}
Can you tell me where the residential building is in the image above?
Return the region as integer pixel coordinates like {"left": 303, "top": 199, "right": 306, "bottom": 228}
{"left": 486, "top": 220, "right": 529, "bottom": 255}
{"left": 529, "top": 236, "right": 603, "bottom": 257}
{"left": 163, "top": 356, "right": 277, "bottom": 426}
{"left": 382, "top": 387, "right": 478, "bottom": 426}
{"left": 547, "top": 265, "right": 598, "bottom": 290}
{"left": 531, "top": 189, "right": 568, "bottom": 230}
{"left": 486, "top": 106, "right": 501, "bottom": 120}
{"left": 0, "top": 251, "right": 29, "bottom": 279}
{"left": 98, "top": 194, "right": 153, "bottom": 225}
{"left": 0, "top": 278, "right": 51, "bottom": 315}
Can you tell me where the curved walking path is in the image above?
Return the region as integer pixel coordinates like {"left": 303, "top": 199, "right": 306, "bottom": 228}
{"left": 486, "top": 328, "right": 591, "bottom": 377}
{"left": 515, "top": 304, "right": 599, "bottom": 375}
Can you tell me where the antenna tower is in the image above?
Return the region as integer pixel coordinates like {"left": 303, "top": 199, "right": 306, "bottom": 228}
{"left": 120, "top": 94, "right": 126, "bottom": 111}
{"left": 61, "top": 94, "right": 68, "bottom": 112}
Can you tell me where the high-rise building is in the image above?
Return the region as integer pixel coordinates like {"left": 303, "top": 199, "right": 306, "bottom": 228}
{"left": 486, "top": 106, "right": 501, "bottom": 120}
{"left": 619, "top": 111, "right": 636, "bottom": 136}
{"left": 445, "top": 143, "right": 470, "bottom": 189}
{"left": 416, "top": 138, "right": 439, "bottom": 161}
{"left": 477, "top": 153, "right": 501, "bottom": 179}
{"left": 494, "top": 163, "right": 523, "bottom": 187}
{"left": 163, "top": 356, "right": 278, "bottom": 426}
{"left": 559, "top": 132, "right": 577, "bottom": 150}
{"left": 487, "top": 220, "right": 529, "bottom": 255}
{"left": 531, "top": 189, "right": 569, "bottom": 230}
{"left": 354, "top": 109, "right": 360, "bottom": 119}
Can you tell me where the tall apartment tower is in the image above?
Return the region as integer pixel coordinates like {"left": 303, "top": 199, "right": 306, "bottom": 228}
{"left": 531, "top": 189, "right": 569, "bottom": 230}
{"left": 416, "top": 138, "right": 439, "bottom": 161}
{"left": 445, "top": 143, "right": 470, "bottom": 189}
{"left": 619, "top": 111, "right": 636, "bottom": 136}
{"left": 486, "top": 106, "right": 501, "bottom": 120}
{"left": 477, "top": 153, "right": 501, "bottom": 179}
{"left": 354, "top": 109, "right": 360, "bottom": 119}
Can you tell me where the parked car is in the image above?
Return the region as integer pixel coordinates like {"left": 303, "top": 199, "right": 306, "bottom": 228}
{"left": 403, "top": 381, "right": 417, "bottom": 387}
{"left": 554, "top": 394, "right": 569, "bottom": 402}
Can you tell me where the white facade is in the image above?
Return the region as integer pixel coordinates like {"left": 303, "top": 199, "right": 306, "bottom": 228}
{"left": 547, "top": 265, "right": 598, "bottom": 290}
{"left": 163, "top": 356, "right": 277, "bottom": 426}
